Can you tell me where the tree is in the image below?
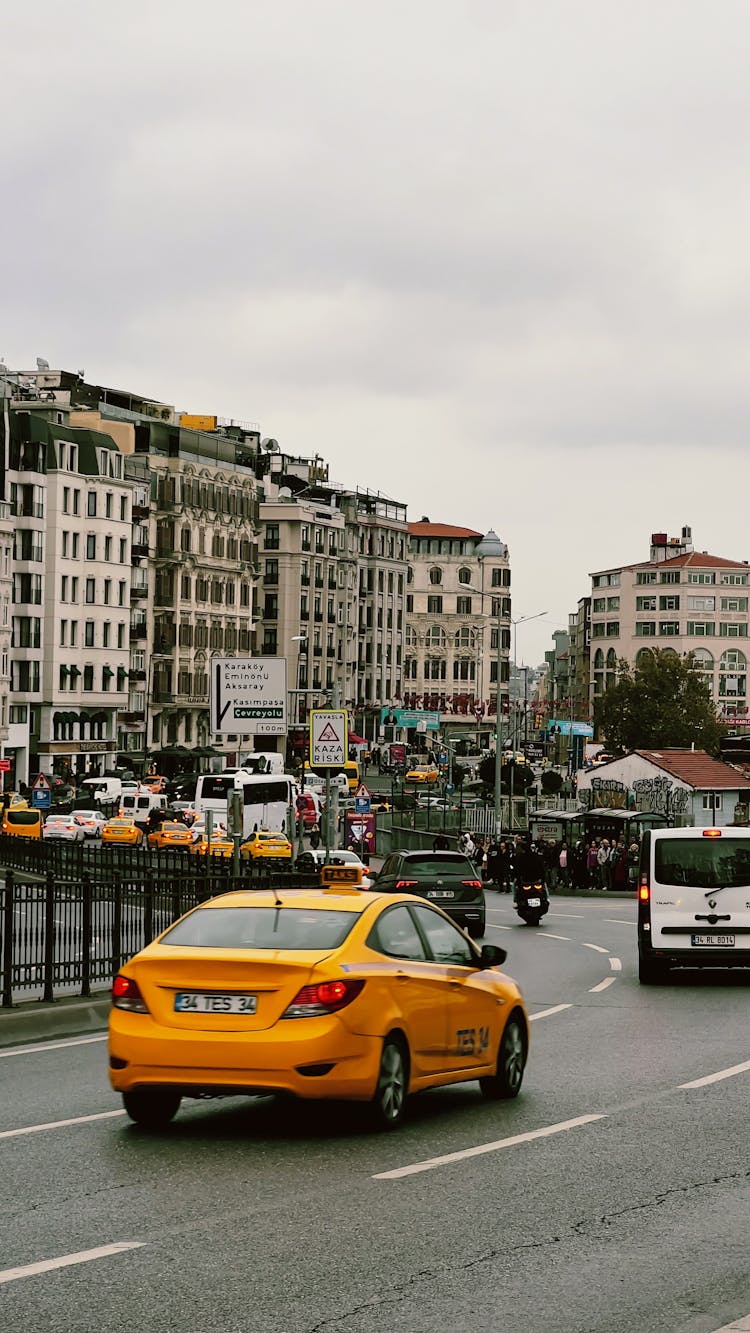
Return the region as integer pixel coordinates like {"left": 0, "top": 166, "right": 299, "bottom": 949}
{"left": 541, "top": 770, "right": 564, "bottom": 795}
{"left": 594, "top": 650, "right": 723, "bottom": 755}
{"left": 478, "top": 755, "right": 535, "bottom": 791}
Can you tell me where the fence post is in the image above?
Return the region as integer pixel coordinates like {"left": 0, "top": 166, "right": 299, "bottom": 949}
{"left": 111, "top": 874, "right": 122, "bottom": 979}
{"left": 143, "top": 867, "right": 154, "bottom": 946}
{"left": 43, "top": 870, "right": 55, "bottom": 1004}
{"left": 81, "top": 871, "right": 92, "bottom": 999}
{"left": 1, "top": 870, "right": 14, "bottom": 1008}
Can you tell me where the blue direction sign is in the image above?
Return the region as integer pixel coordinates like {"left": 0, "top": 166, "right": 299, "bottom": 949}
{"left": 32, "top": 774, "right": 52, "bottom": 809}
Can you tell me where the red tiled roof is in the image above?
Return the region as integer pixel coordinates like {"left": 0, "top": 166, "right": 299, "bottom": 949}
{"left": 408, "top": 523, "right": 483, "bottom": 539}
{"left": 635, "top": 749, "right": 745, "bottom": 790}
{"left": 591, "top": 552, "right": 748, "bottom": 577}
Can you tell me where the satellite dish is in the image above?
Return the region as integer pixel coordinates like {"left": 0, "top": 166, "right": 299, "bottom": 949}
{"left": 36, "top": 357, "right": 50, "bottom": 370}
{"left": 261, "top": 437, "right": 280, "bottom": 453}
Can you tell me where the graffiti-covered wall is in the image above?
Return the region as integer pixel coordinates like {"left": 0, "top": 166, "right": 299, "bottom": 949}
{"left": 576, "top": 754, "right": 742, "bottom": 827}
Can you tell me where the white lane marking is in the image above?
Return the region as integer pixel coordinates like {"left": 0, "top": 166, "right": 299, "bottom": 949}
{"left": 0, "top": 1109, "right": 126, "bottom": 1141}
{"left": 0, "top": 1034, "right": 107, "bottom": 1060}
{"left": 581, "top": 942, "right": 610, "bottom": 955}
{"left": 529, "top": 1003, "right": 573, "bottom": 1021}
{"left": 603, "top": 918, "right": 634, "bottom": 925}
{"left": 549, "top": 913, "right": 585, "bottom": 919}
{"left": 486, "top": 923, "right": 512, "bottom": 932}
{"left": 589, "top": 977, "right": 616, "bottom": 994}
{"left": 708, "top": 1312, "right": 750, "bottom": 1331}
{"left": 373, "top": 1113, "right": 606, "bottom": 1180}
{"left": 0, "top": 1241, "right": 144, "bottom": 1285}
{"left": 609, "top": 957, "right": 622, "bottom": 971}
{"left": 679, "top": 1058, "right": 750, "bottom": 1090}
{"left": 540, "top": 933, "right": 571, "bottom": 941}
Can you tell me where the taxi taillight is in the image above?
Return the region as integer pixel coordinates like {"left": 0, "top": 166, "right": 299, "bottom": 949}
{"left": 282, "top": 979, "right": 365, "bottom": 1018}
{"left": 112, "top": 974, "right": 148, "bottom": 1013}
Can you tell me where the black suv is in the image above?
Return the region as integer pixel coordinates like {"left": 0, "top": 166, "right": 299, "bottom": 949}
{"left": 373, "top": 850, "right": 485, "bottom": 938}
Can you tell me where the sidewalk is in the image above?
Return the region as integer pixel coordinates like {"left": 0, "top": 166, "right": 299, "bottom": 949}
{"left": 0, "top": 990, "right": 111, "bottom": 1049}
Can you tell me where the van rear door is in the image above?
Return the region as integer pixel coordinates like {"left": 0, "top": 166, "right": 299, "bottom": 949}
{"left": 648, "top": 830, "right": 750, "bottom": 961}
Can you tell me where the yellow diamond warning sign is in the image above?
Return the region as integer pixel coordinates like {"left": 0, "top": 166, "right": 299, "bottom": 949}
{"left": 310, "top": 709, "right": 348, "bottom": 766}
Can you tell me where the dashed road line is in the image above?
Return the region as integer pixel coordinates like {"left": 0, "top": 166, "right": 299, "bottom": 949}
{"left": 0, "top": 1034, "right": 107, "bottom": 1060}
{"left": 609, "top": 957, "right": 622, "bottom": 971}
{"left": 0, "top": 1242, "right": 144, "bottom": 1285}
{"left": 0, "top": 1109, "right": 126, "bottom": 1141}
{"left": 540, "top": 933, "right": 571, "bottom": 941}
{"left": 603, "top": 918, "right": 634, "bottom": 925}
{"left": 679, "top": 1058, "right": 750, "bottom": 1090}
{"left": 589, "top": 977, "right": 616, "bottom": 994}
{"left": 529, "top": 1003, "right": 573, "bottom": 1021}
{"left": 580, "top": 942, "right": 610, "bottom": 955}
{"left": 372, "top": 1113, "right": 606, "bottom": 1180}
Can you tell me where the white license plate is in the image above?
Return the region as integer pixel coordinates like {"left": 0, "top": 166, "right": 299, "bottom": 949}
{"left": 526, "top": 897, "right": 541, "bottom": 907}
{"left": 427, "top": 889, "right": 454, "bottom": 899}
{"left": 691, "top": 934, "right": 735, "bottom": 947}
{"left": 174, "top": 992, "right": 257, "bottom": 1014}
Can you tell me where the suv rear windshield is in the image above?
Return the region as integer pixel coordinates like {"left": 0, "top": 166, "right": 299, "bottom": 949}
{"left": 402, "top": 854, "right": 474, "bottom": 874}
{"left": 162, "top": 907, "right": 358, "bottom": 950}
{"left": 654, "top": 837, "right": 750, "bottom": 889}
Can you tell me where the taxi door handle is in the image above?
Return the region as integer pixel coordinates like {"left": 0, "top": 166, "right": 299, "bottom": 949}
{"left": 396, "top": 971, "right": 410, "bottom": 981}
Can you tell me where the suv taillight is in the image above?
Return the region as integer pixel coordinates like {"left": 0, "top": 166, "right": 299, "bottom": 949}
{"left": 112, "top": 975, "right": 149, "bottom": 1013}
{"left": 396, "top": 879, "right": 418, "bottom": 889}
{"left": 282, "top": 979, "right": 365, "bottom": 1018}
{"left": 462, "top": 879, "right": 482, "bottom": 889}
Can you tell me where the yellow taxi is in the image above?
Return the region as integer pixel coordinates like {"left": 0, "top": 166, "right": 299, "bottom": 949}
{"left": 147, "top": 821, "right": 193, "bottom": 852}
{"left": 189, "top": 832, "right": 235, "bottom": 858}
{"left": 405, "top": 763, "right": 440, "bottom": 784}
{"left": 102, "top": 817, "right": 144, "bottom": 847}
{"left": 108, "top": 886, "right": 528, "bottom": 1130}
{"left": 240, "top": 830, "right": 292, "bottom": 861}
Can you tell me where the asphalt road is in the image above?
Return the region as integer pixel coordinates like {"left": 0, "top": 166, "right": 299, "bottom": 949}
{"left": 3, "top": 895, "right": 750, "bottom": 1333}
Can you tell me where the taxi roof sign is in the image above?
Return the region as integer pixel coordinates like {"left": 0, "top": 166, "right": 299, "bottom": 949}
{"left": 320, "top": 864, "right": 363, "bottom": 887}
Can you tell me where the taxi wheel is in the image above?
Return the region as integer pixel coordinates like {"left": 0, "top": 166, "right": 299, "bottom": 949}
{"left": 367, "top": 1036, "right": 409, "bottom": 1131}
{"left": 480, "top": 1015, "right": 526, "bottom": 1100}
{"left": 122, "top": 1089, "right": 182, "bottom": 1128}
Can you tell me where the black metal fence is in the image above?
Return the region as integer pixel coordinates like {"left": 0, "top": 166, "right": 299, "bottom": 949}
{"left": 0, "top": 865, "right": 323, "bottom": 1007}
{"left": 0, "top": 834, "right": 311, "bottom": 884}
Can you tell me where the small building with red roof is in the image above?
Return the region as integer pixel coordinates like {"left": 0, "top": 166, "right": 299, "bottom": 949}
{"left": 576, "top": 748, "right": 750, "bottom": 828}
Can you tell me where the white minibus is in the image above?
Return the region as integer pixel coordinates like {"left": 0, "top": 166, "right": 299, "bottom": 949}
{"left": 194, "top": 771, "right": 297, "bottom": 838}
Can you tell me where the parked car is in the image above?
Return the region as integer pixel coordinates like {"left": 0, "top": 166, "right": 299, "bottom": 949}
{"left": 374, "top": 850, "right": 486, "bottom": 938}
{"left": 43, "top": 814, "right": 85, "bottom": 842}
{"left": 70, "top": 809, "right": 106, "bottom": 839}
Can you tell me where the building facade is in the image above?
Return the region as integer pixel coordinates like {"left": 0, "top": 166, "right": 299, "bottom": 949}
{"left": 404, "top": 523, "right": 511, "bottom": 734}
{"left": 590, "top": 527, "right": 750, "bottom": 725}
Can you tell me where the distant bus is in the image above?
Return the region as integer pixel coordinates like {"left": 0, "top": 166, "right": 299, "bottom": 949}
{"left": 193, "top": 770, "right": 297, "bottom": 837}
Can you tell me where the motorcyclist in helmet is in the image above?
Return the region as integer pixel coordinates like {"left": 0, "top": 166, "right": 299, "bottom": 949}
{"left": 513, "top": 837, "right": 546, "bottom": 905}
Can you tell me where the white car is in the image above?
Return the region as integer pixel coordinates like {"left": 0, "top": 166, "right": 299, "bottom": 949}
{"left": 190, "top": 817, "right": 227, "bottom": 844}
{"left": 70, "top": 809, "right": 106, "bottom": 839}
{"left": 296, "top": 847, "right": 375, "bottom": 888}
{"left": 43, "top": 815, "right": 85, "bottom": 842}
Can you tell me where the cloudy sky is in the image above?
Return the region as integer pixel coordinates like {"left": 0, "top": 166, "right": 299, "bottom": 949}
{"left": 4, "top": 0, "right": 750, "bottom": 665}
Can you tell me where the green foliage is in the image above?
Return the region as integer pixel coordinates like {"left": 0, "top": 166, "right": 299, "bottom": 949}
{"left": 541, "top": 769, "right": 564, "bottom": 794}
{"left": 478, "top": 755, "right": 496, "bottom": 788}
{"left": 594, "top": 650, "right": 723, "bottom": 755}
{"left": 451, "top": 761, "right": 468, "bottom": 789}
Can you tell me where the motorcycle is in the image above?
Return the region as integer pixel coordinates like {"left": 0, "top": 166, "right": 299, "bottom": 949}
{"left": 514, "top": 881, "right": 550, "bottom": 927}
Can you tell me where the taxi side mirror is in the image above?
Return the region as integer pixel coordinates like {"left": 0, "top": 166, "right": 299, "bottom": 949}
{"left": 478, "top": 944, "right": 506, "bottom": 969}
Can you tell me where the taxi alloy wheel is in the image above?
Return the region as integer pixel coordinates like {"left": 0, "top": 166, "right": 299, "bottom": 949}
{"left": 480, "top": 1015, "right": 526, "bottom": 1100}
{"left": 123, "top": 1088, "right": 182, "bottom": 1128}
{"left": 369, "top": 1036, "right": 409, "bottom": 1130}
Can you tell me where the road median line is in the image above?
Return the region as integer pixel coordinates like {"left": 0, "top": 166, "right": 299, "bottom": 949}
{"left": 372, "top": 1113, "right": 606, "bottom": 1180}
{"left": 0, "top": 1241, "right": 144, "bottom": 1285}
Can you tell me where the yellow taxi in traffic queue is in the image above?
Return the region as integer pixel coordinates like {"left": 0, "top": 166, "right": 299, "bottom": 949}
{"left": 108, "top": 880, "right": 528, "bottom": 1131}
{"left": 240, "top": 830, "right": 292, "bottom": 861}
{"left": 102, "top": 817, "right": 144, "bottom": 847}
{"left": 405, "top": 764, "right": 439, "bottom": 784}
{"left": 188, "top": 832, "right": 235, "bottom": 859}
{"left": 147, "top": 821, "right": 193, "bottom": 852}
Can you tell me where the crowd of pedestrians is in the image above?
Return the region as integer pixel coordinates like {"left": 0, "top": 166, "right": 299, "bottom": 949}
{"left": 444, "top": 829, "right": 641, "bottom": 892}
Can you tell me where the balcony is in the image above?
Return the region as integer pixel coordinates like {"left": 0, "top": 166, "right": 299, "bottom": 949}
{"left": 328, "top": 577, "right": 337, "bottom": 590}
{"left": 130, "top": 622, "right": 147, "bottom": 640}
{"left": 118, "top": 710, "right": 145, "bottom": 724}
{"left": 314, "top": 577, "right": 324, "bottom": 589}
{"left": 155, "top": 547, "right": 179, "bottom": 563}
{"left": 129, "top": 668, "right": 147, "bottom": 682}
{"left": 301, "top": 574, "right": 310, "bottom": 587}
{"left": 314, "top": 612, "right": 323, "bottom": 623}
{"left": 132, "top": 502, "right": 150, "bottom": 520}
{"left": 313, "top": 645, "right": 322, "bottom": 657}
{"left": 131, "top": 584, "right": 148, "bottom": 600}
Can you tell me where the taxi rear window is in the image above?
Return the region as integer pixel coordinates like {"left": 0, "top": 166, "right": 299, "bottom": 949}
{"left": 654, "top": 837, "right": 750, "bottom": 889}
{"left": 6, "top": 810, "right": 41, "bottom": 826}
{"left": 162, "top": 907, "right": 359, "bottom": 950}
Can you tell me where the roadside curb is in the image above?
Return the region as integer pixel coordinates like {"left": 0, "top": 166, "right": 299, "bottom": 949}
{"left": 0, "top": 992, "right": 110, "bottom": 1049}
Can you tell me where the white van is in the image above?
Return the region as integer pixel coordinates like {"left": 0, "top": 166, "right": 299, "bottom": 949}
{"left": 238, "top": 752, "right": 284, "bottom": 775}
{"left": 638, "top": 827, "right": 750, "bottom": 983}
{"left": 120, "top": 791, "right": 168, "bottom": 827}
{"left": 81, "top": 776, "right": 122, "bottom": 806}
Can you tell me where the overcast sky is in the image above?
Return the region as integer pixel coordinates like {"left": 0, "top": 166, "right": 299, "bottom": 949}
{"left": 5, "top": 0, "right": 750, "bottom": 666}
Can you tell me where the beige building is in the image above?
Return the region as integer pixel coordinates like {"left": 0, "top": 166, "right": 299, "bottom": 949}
{"left": 590, "top": 527, "right": 750, "bottom": 725}
{"left": 404, "top": 522, "right": 511, "bottom": 733}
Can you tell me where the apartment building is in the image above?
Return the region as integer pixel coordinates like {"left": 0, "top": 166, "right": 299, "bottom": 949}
{"left": 404, "top": 523, "right": 511, "bottom": 731}
{"left": 590, "top": 527, "right": 750, "bottom": 723}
